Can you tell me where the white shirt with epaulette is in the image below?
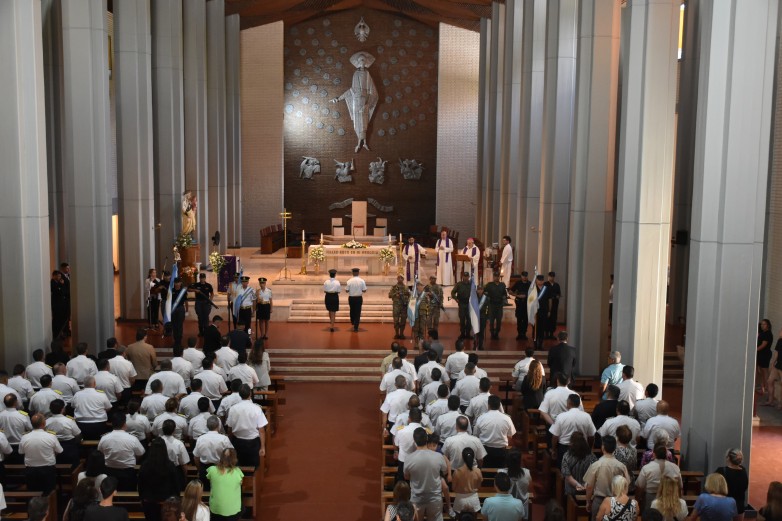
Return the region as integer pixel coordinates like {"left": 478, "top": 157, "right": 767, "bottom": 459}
{"left": 0, "top": 409, "right": 32, "bottom": 444}
{"left": 186, "top": 412, "right": 213, "bottom": 440}
{"left": 46, "top": 414, "right": 81, "bottom": 441}
{"left": 215, "top": 346, "right": 239, "bottom": 372}
{"left": 227, "top": 363, "right": 259, "bottom": 388}
{"left": 72, "top": 388, "right": 111, "bottom": 423}
{"left": 139, "top": 393, "right": 168, "bottom": 421}
{"left": 8, "top": 376, "right": 34, "bottom": 402}
{"left": 152, "top": 411, "right": 188, "bottom": 440}
{"left": 216, "top": 393, "right": 242, "bottom": 419}
{"left": 171, "top": 357, "right": 194, "bottom": 388}
{"left": 51, "top": 375, "right": 79, "bottom": 404}
{"left": 161, "top": 434, "right": 190, "bottom": 466}
{"left": 193, "top": 430, "right": 232, "bottom": 465}
{"left": 108, "top": 356, "right": 137, "bottom": 389}
{"left": 0, "top": 384, "right": 23, "bottom": 411}
{"left": 0, "top": 431, "right": 12, "bottom": 461}
{"left": 97, "top": 429, "right": 145, "bottom": 469}
{"left": 25, "top": 362, "right": 53, "bottom": 388}
{"left": 95, "top": 371, "right": 124, "bottom": 403}
{"left": 29, "top": 388, "right": 63, "bottom": 416}
{"left": 196, "top": 370, "right": 227, "bottom": 400}
{"left": 19, "top": 429, "right": 63, "bottom": 466}
{"left": 124, "top": 413, "right": 151, "bottom": 441}
{"left": 225, "top": 399, "right": 268, "bottom": 440}
{"left": 183, "top": 348, "right": 206, "bottom": 370}
{"left": 178, "top": 392, "right": 215, "bottom": 420}
{"left": 145, "top": 371, "right": 186, "bottom": 398}
{"left": 66, "top": 355, "right": 98, "bottom": 385}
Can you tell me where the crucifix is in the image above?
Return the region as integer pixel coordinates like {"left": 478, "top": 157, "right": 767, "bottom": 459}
{"left": 277, "top": 208, "right": 294, "bottom": 281}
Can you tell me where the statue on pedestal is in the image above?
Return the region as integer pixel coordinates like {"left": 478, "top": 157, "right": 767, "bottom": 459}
{"left": 331, "top": 51, "right": 378, "bottom": 153}
{"left": 181, "top": 190, "right": 197, "bottom": 236}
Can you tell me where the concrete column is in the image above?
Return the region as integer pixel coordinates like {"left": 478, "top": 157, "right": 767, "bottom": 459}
{"left": 61, "top": 0, "right": 115, "bottom": 350}
{"left": 206, "top": 0, "right": 227, "bottom": 254}
{"left": 225, "top": 14, "right": 241, "bottom": 248}
{"left": 0, "top": 0, "right": 52, "bottom": 366}
{"left": 484, "top": 3, "right": 504, "bottom": 245}
{"left": 42, "top": 0, "right": 68, "bottom": 269}
{"left": 539, "top": 0, "right": 577, "bottom": 320}
{"left": 477, "top": 17, "right": 492, "bottom": 241}
{"left": 518, "top": 0, "right": 546, "bottom": 270}
{"left": 682, "top": 0, "right": 778, "bottom": 473}
{"left": 115, "top": 0, "right": 155, "bottom": 320}
{"left": 183, "top": 0, "right": 208, "bottom": 261}
{"left": 152, "top": 0, "right": 185, "bottom": 266}
{"left": 613, "top": 0, "right": 679, "bottom": 387}
{"left": 567, "top": 0, "right": 620, "bottom": 375}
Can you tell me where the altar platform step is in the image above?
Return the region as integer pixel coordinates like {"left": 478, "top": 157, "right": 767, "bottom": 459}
{"left": 288, "top": 298, "right": 394, "bottom": 323}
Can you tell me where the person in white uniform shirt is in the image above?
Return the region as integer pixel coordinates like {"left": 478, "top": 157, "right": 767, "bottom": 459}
{"left": 225, "top": 385, "right": 268, "bottom": 468}
{"left": 94, "top": 359, "right": 124, "bottom": 406}
{"left": 444, "top": 340, "right": 469, "bottom": 388}
{"left": 45, "top": 399, "right": 81, "bottom": 467}
{"left": 28, "top": 375, "right": 61, "bottom": 417}
{"left": 152, "top": 398, "right": 188, "bottom": 440}
{"left": 187, "top": 398, "right": 217, "bottom": 441}
{"left": 425, "top": 384, "right": 450, "bottom": 424}
{"left": 381, "top": 358, "right": 414, "bottom": 393}
{"left": 345, "top": 267, "right": 368, "bottom": 332}
{"left": 50, "top": 363, "right": 79, "bottom": 405}
{"left": 512, "top": 349, "right": 536, "bottom": 390}
{"left": 381, "top": 376, "right": 416, "bottom": 428}
{"left": 499, "top": 235, "right": 514, "bottom": 285}
{"left": 140, "top": 380, "right": 169, "bottom": 421}
{"left": 217, "top": 380, "right": 244, "bottom": 420}
{"left": 391, "top": 347, "right": 419, "bottom": 385}
{"left": 197, "top": 358, "right": 228, "bottom": 406}
{"left": 215, "top": 337, "right": 239, "bottom": 373}
{"left": 183, "top": 338, "right": 206, "bottom": 372}
{"left": 98, "top": 412, "right": 145, "bottom": 491}
{"left": 391, "top": 396, "right": 433, "bottom": 435}
{"left": 19, "top": 413, "right": 62, "bottom": 494}
{"left": 108, "top": 346, "right": 136, "bottom": 405}
{"left": 170, "top": 345, "right": 194, "bottom": 389}
{"left": 456, "top": 353, "right": 488, "bottom": 381}
{"left": 549, "top": 394, "right": 596, "bottom": 465}
{"left": 435, "top": 230, "right": 455, "bottom": 286}
{"left": 539, "top": 373, "right": 583, "bottom": 426}
{"left": 145, "top": 360, "right": 187, "bottom": 398}
{"left": 234, "top": 275, "right": 256, "bottom": 333}
{"left": 193, "top": 415, "right": 233, "bottom": 487}
{"left": 616, "top": 366, "right": 645, "bottom": 409}
{"left": 9, "top": 366, "right": 34, "bottom": 407}
{"left": 25, "top": 350, "right": 53, "bottom": 390}
{"left": 452, "top": 363, "right": 482, "bottom": 410}
{"left": 228, "top": 272, "right": 242, "bottom": 330}
{"left": 640, "top": 401, "right": 681, "bottom": 450}
{"left": 255, "top": 277, "right": 273, "bottom": 340}
{"left": 417, "top": 351, "right": 447, "bottom": 388}
{"left": 436, "top": 396, "right": 472, "bottom": 441}
{"left": 465, "top": 378, "right": 504, "bottom": 424}
{"left": 632, "top": 384, "right": 660, "bottom": 428}
{"left": 178, "top": 379, "right": 215, "bottom": 420}
{"left": 474, "top": 395, "right": 516, "bottom": 467}
{"left": 160, "top": 419, "right": 190, "bottom": 475}
{"left": 323, "top": 269, "right": 342, "bottom": 332}
{"left": 461, "top": 238, "right": 481, "bottom": 278}
{"left": 419, "top": 373, "right": 446, "bottom": 410}
{"left": 66, "top": 342, "right": 98, "bottom": 386}
{"left": 124, "top": 400, "right": 151, "bottom": 444}
{"left": 0, "top": 371, "right": 23, "bottom": 411}
{"left": 71, "top": 376, "right": 112, "bottom": 440}
{"left": 394, "top": 408, "right": 425, "bottom": 471}
{"left": 0, "top": 394, "right": 32, "bottom": 463}
{"left": 443, "top": 416, "right": 486, "bottom": 470}
{"left": 228, "top": 350, "right": 259, "bottom": 388}
{"left": 598, "top": 401, "right": 641, "bottom": 447}
{"left": 0, "top": 430, "right": 12, "bottom": 477}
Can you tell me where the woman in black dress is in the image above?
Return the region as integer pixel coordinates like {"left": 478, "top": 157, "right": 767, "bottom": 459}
{"left": 715, "top": 448, "right": 749, "bottom": 515}
{"left": 758, "top": 319, "right": 774, "bottom": 395}
{"left": 323, "top": 269, "right": 341, "bottom": 332}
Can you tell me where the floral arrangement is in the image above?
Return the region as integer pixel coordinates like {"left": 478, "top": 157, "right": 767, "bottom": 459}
{"left": 378, "top": 247, "right": 395, "bottom": 263}
{"left": 181, "top": 266, "right": 197, "bottom": 278}
{"left": 341, "top": 239, "right": 368, "bottom": 249}
{"left": 174, "top": 232, "right": 193, "bottom": 250}
{"left": 209, "top": 251, "right": 226, "bottom": 272}
{"left": 309, "top": 245, "right": 326, "bottom": 263}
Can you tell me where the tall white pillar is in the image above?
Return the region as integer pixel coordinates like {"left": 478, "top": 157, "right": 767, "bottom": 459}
{"left": 225, "top": 14, "right": 241, "bottom": 248}
{"left": 539, "top": 0, "right": 577, "bottom": 319}
{"left": 477, "top": 17, "right": 492, "bottom": 242}
{"left": 613, "top": 0, "right": 679, "bottom": 387}
{"left": 484, "top": 3, "right": 505, "bottom": 245}
{"left": 0, "top": 0, "right": 52, "bottom": 366}
{"left": 183, "top": 0, "right": 208, "bottom": 261}
{"left": 115, "top": 0, "right": 155, "bottom": 320}
{"left": 206, "top": 0, "right": 227, "bottom": 254}
{"left": 567, "top": 0, "right": 620, "bottom": 375}
{"left": 682, "top": 0, "right": 778, "bottom": 473}
{"left": 61, "top": 0, "right": 115, "bottom": 351}
{"left": 152, "top": 0, "right": 185, "bottom": 266}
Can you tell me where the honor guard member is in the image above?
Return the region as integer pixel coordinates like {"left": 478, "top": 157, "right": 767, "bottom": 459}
{"left": 46, "top": 399, "right": 81, "bottom": 467}
{"left": 178, "top": 379, "right": 215, "bottom": 420}
{"left": 388, "top": 275, "right": 411, "bottom": 339}
{"left": 66, "top": 342, "right": 98, "bottom": 386}
{"left": 345, "top": 268, "right": 368, "bottom": 332}
{"left": 412, "top": 282, "right": 431, "bottom": 344}
{"left": 170, "top": 278, "right": 189, "bottom": 347}
{"left": 0, "top": 394, "right": 32, "bottom": 462}
{"left": 29, "top": 376, "right": 61, "bottom": 416}
{"left": 484, "top": 272, "right": 508, "bottom": 340}
{"left": 256, "top": 278, "right": 273, "bottom": 340}
{"left": 145, "top": 360, "right": 187, "bottom": 398}
{"left": 146, "top": 268, "right": 162, "bottom": 330}
{"left": 509, "top": 271, "right": 532, "bottom": 340}
{"left": 19, "top": 413, "right": 63, "bottom": 495}
{"left": 234, "top": 276, "right": 255, "bottom": 333}
{"left": 9, "top": 366, "right": 34, "bottom": 407}
{"left": 98, "top": 412, "right": 146, "bottom": 491}
{"left": 425, "top": 276, "right": 444, "bottom": 333}
{"left": 25, "top": 350, "right": 53, "bottom": 390}
{"left": 451, "top": 272, "right": 473, "bottom": 340}
{"left": 50, "top": 364, "right": 79, "bottom": 405}
{"left": 94, "top": 359, "right": 124, "bottom": 407}
{"left": 228, "top": 273, "right": 242, "bottom": 329}
{"left": 193, "top": 415, "right": 233, "bottom": 488}
{"left": 546, "top": 272, "right": 562, "bottom": 339}
{"left": 190, "top": 273, "right": 214, "bottom": 337}
{"left": 323, "top": 269, "right": 341, "bottom": 332}
{"left": 155, "top": 271, "right": 172, "bottom": 335}
{"left": 152, "top": 398, "right": 188, "bottom": 440}
{"left": 140, "top": 380, "right": 169, "bottom": 420}
{"left": 71, "top": 377, "right": 112, "bottom": 440}
{"left": 473, "top": 286, "right": 490, "bottom": 351}
{"left": 225, "top": 385, "right": 268, "bottom": 468}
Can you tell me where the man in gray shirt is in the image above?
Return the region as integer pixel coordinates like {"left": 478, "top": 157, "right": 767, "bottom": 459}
{"left": 404, "top": 428, "right": 446, "bottom": 521}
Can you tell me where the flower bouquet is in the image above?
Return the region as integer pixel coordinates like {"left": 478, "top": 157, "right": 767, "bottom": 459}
{"left": 341, "top": 239, "right": 368, "bottom": 249}
{"left": 379, "top": 246, "right": 395, "bottom": 275}
{"left": 209, "top": 251, "right": 226, "bottom": 273}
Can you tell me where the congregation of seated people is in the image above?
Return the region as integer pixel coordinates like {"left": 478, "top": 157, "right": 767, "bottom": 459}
{"left": 0, "top": 326, "right": 272, "bottom": 521}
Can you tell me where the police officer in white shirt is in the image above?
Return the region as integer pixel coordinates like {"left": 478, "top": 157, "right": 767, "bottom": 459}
{"left": 50, "top": 364, "right": 79, "bottom": 405}
{"left": 549, "top": 394, "right": 596, "bottom": 465}
{"left": 98, "top": 412, "right": 145, "bottom": 491}
{"left": 9, "top": 366, "right": 34, "bottom": 407}
{"left": 19, "top": 413, "right": 62, "bottom": 494}
{"left": 145, "top": 360, "right": 187, "bottom": 398}
{"left": 228, "top": 351, "right": 259, "bottom": 388}
{"left": 443, "top": 416, "right": 486, "bottom": 469}
{"left": 632, "top": 384, "right": 660, "bottom": 428}
{"left": 444, "top": 340, "right": 469, "bottom": 388}
{"left": 235, "top": 276, "right": 256, "bottom": 332}
{"left": 160, "top": 419, "right": 190, "bottom": 474}
{"left": 425, "top": 384, "right": 451, "bottom": 425}
{"left": 193, "top": 415, "right": 233, "bottom": 487}
{"left": 187, "top": 398, "right": 216, "bottom": 441}
{"left": 394, "top": 408, "right": 424, "bottom": 468}
{"left": 255, "top": 277, "right": 273, "bottom": 340}
{"left": 183, "top": 338, "right": 206, "bottom": 372}
{"left": 464, "top": 378, "right": 504, "bottom": 423}
{"left": 452, "top": 363, "right": 482, "bottom": 410}
{"left": 178, "top": 379, "right": 216, "bottom": 420}
{"left": 45, "top": 399, "right": 81, "bottom": 467}
{"left": 215, "top": 337, "right": 239, "bottom": 373}
{"left": 109, "top": 346, "right": 137, "bottom": 405}
{"left": 197, "top": 358, "right": 228, "bottom": 406}
{"left": 419, "top": 374, "right": 445, "bottom": 410}
{"left": 125, "top": 400, "right": 152, "bottom": 443}
{"left": 0, "top": 430, "right": 12, "bottom": 477}
{"left": 140, "top": 380, "right": 169, "bottom": 421}
{"left": 391, "top": 396, "right": 434, "bottom": 435}
{"left": 225, "top": 385, "right": 268, "bottom": 468}
{"left": 0, "top": 394, "right": 32, "bottom": 459}
{"left": 0, "top": 371, "right": 23, "bottom": 411}
{"left": 417, "top": 351, "right": 447, "bottom": 388}
{"left": 28, "top": 375, "right": 62, "bottom": 417}
{"left": 25, "top": 350, "right": 53, "bottom": 390}
{"left": 170, "top": 345, "right": 194, "bottom": 389}
{"left": 152, "top": 398, "right": 188, "bottom": 440}
{"left": 640, "top": 401, "right": 681, "bottom": 450}
{"left": 539, "top": 373, "right": 583, "bottom": 426}
{"left": 380, "top": 376, "right": 416, "bottom": 429}
{"left": 217, "top": 380, "right": 244, "bottom": 420}
{"left": 66, "top": 343, "right": 98, "bottom": 386}
{"left": 474, "top": 395, "right": 516, "bottom": 467}
{"left": 616, "top": 366, "right": 645, "bottom": 409}
{"left": 456, "top": 353, "right": 488, "bottom": 381}
{"left": 323, "top": 269, "right": 342, "bottom": 332}
{"left": 598, "top": 400, "right": 641, "bottom": 447}
{"left": 435, "top": 396, "right": 471, "bottom": 441}
{"left": 95, "top": 359, "right": 124, "bottom": 406}
{"left": 512, "top": 349, "right": 536, "bottom": 389}
{"left": 71, "top": 377, "right": 112, "bottom": 440}
{"left": 381, "top": 358, "right": 414, "bottom": 393}
{"left": 345, "top": 268, "right": 367, "bottom": 332}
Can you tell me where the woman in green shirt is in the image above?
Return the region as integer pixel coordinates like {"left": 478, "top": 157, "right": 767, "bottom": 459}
{"left": 206, "top": 448, "right": 244, "bottom": 521}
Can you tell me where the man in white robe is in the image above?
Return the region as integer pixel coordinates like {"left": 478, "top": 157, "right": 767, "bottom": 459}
{"left": 461, "top": 238, "right": 481, "bottom": 279}
{"left": 500, "top": 235, "right": 513, "bottom": 285}
{"left": 435, "top": 230, "right": 454, "bottom": 286}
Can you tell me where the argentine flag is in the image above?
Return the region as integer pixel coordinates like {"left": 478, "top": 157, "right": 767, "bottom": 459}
{"left": 163, "top": 264, "right": 178, "bottom": 325}
{"left": 407, "top": 281, "right": 420, "bottom": 328}
{"left": 527, "top": 269, "right": 546, "bottom": 326}
{"left": 468, "top": 276, "right": 481, "bottom": 334}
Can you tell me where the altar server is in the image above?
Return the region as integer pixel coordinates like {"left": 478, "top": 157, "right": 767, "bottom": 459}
{"left": 500, "top": 235, "right": 514, "bottom": 285}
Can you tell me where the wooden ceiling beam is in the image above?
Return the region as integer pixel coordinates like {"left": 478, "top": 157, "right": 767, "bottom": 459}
{"left": 325, "top": 0, "right": 365, "bottom": 11}
{"left": 232, "top": 0, "right": 308, "bottom": 18}
{"left": 240, "top": 10, "right": 318, "bottom": 30}
{"left": 412, "top": 0, "right": 481, "bottom": 20}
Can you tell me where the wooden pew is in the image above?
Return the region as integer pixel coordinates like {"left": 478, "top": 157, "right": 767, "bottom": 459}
{"left": 4, "top": 463, "right": 76, "bottom": 496}
{"left": 0, "top": 491, "right": 56, "bottom": 520}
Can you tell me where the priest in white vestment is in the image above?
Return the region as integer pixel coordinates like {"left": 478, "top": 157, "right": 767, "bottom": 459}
{"left": 461, "top": 238, "right": 480, "bottom": 278}
{"left": 435, "top": 230, "right": 454, "bottom": 286}
{"left": 500, "top": 235, "right": 513, "bottom": 285}
{"left": 401, "top": 237, "right": 426, "bottom": 285}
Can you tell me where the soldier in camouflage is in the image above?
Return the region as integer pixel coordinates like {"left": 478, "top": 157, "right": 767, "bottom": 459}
{"left": 388, "top": 275, "right": 411, "bottom": 339}
{"left": 425, "top": 275, "right": 444, "bottom": 334}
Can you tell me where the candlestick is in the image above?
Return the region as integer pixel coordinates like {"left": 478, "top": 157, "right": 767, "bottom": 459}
{"left": 302, "top": 229, "right": 305, "bottom": 241}
{"left": 388, "top": 234, "right": 391, "bottom": 244}
{"left": 321, "top": 232, "right": 323, "bottom": 243}
{"left": 399, "top": 233, "right": 402, "bottom": 243}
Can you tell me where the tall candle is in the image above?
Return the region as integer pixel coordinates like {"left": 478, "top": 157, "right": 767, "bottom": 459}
{"left": 302, "top": 230, "right": 305, "bottom": 241}
{"left": 399, "top": 233, "right": 402, "bottom": 243}
{"left": 321, "top": 233, "right": 323, "bottom": 243}
{"left": 388, "top": 234, "right": 391, "bottom": 244}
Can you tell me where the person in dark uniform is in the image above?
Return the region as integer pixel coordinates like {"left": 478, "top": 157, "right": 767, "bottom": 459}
{"left": 548, "top": 330, "right": 576, "bottom": 383}
{"left": 234, "top": 276, "right": 255, "bottom": 333}
{"left": 255, "top": 278, "right": 273, "bottom": 340}
{"left": 323, "top": 269, "right": 341, "bottom": 332}
{"left": 510, "top": 271, "right": 531, "bottom": 340}
{"left": 546, "top": 272, "right": 562, "bottom": 339}
{"left": 532, "top": 275, "right": 552, "bottom": 349}
{"left": 50, "top": 270, "right": 68, "bottom": 338}
{"left": 451, "top": 272, "right": 472, "bottom": 340}
{"left": 483, "top": 271, "right": 507, "bottom": 340}
{"left": 189, "top": 273, "right": 214, "bottom": 337}
{"left": 156, "top": 271, "right": 172, "bottom": 337}
{"left": 204, "top": 316, "right": 223, "bottom": 353}
{"left": 146, "top": 268, "right": 162, "bottom": 331}
{"left": 474, "top": 285, "right": 490, "bottom": 350}
{"left": 59, "top": 262, "right": 71, "bottom": 336}
{"left": 170, "top": 277, "right": 188, "bottom": 347}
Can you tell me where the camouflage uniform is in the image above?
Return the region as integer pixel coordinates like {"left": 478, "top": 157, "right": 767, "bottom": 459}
{"left": 388, "top": 283, "right": 411, "bottom": 339}
{"left": 413, "top": 293, "right": 431, "bottom": 343}
{"left": 425, "top": 282, "right": 444, "bottom": 332}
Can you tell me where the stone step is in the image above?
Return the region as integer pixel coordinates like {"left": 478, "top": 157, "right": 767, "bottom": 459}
{"left": 287, "top": 317, "right": 394, "bottom": 323}
{"left": 288, "top": 309, "right": 392, "bottom": 317}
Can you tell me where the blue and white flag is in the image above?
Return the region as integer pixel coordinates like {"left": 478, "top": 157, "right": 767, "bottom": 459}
{"left": 163, "top": 264, "right": 178, "bottom": 324}
{"left": 407, "top": 281, "right": 419, "bottom": 328}
{"left": 468, "top": 276, "right": 481, "bottom": 334}
{"left": 527, "top": 268, "right": 546, "bottom": 326}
